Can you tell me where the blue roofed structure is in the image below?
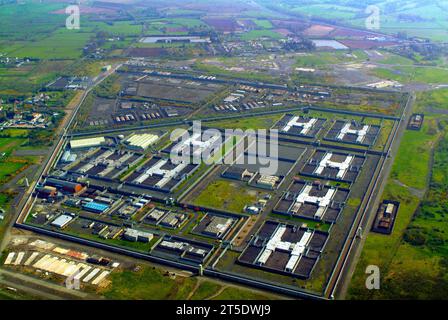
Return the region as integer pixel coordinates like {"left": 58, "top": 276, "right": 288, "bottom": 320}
{"left": 83, "top": 201, "right": 110, "bottom": 213}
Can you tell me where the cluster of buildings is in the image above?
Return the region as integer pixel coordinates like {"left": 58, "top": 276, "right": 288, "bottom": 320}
{"left": 325, "top": 120, "right": 380, "bottom": 146}
{"left": 238, "top": 221, "right": 329, "bottom": 279}
{"left": 302, "top": 150, "right": 365, "bottom": 183}
{"left": 1, "top": 111, "right": 48, "bottom": 129}
{"left": 274, "top": 180, "right": 349, "bottom": 223}
{"left": 3, "top": 239, "right": 118, "bottom": 288}
{"left": 153, "top": 236, "right": 214, "bottom": 265}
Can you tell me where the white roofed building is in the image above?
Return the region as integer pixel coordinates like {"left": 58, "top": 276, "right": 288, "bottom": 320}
{"left": 70, "top": 137, "right": 106, "bottom": 149}
{"left": 124, "top": 133, "right": 159, "bottom": 151}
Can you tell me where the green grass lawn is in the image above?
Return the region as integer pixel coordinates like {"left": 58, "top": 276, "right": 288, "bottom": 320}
{"left": 240, "top": 30, "right": 283, "bottom": 41}
{"left": 373, "top": 66, "right": 448, "bottom": 84}
{"left": 0, "top": 134, "right": 32, "bottom": 183}
{"left": 194, "top": 179, "right": 263, "bottom": 214}
{"left": 10, "top": 29, "right": 94, "bottom": 59}
{"left": 0, "top": 161, "right": 28, "bottom": 183}
{"left": 377, "top": 53, "right": 415, "bottom": 66}
{"left": 415, "top": 89, "right": 448, "bottom": 112}
{"left": 190, "top": 281, "right": 222, "bottom": 300}
{"left": 290, "top": 3, "right": 358, "bottom": 20}
{"left": 101, "top": 265, "right": 275, "bottom": 300}
{"left": 251, "top": 19, "right": 273, "bottom": 29}
{"left": 388, "top": 117, "right": 439, "bottom": 190}
{"left": 101, "top": 266, "right": 194, "bottom": 300}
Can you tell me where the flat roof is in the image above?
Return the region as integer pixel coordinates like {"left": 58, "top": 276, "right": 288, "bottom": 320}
{"left": 51, "top": 215, "right": 73, "bottom": 228}
{"left": 83, "top": 202, "right": 109, "bottom": 212}
{"left": 125, "top": 133, "right": 159, "bottom": 150}
{"left": 70, "top": 137, "right": 105, "bottom": 149}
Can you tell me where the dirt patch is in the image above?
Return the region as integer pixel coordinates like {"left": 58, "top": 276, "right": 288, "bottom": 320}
{"left": 303, "top": 24, "right": 334, "bottom": 37}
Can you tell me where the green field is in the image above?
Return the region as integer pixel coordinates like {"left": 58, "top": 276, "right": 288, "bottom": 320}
{"left": 0, "top": 133, "right": 31, "bottom": 183}
{"left": 240, "top": 30, "right": 283, "bottom": 41}
{"left": 194, "top": 179, "right": 264, "bottom": 214}
{"left": 294, "top": 51, "right": 367, "bottom": 69}
{"left": 373, "top": 66, "right": 448, "bottom": 84}
{"left": 265, "top": 0, "right": 448, "bottom": 42}
{"left": 251, "top": 19, "right": 273, "bottom": 29}
{"left": 101, "top": 266, "right": 195, "bottom": 300}
{"left": 415, "top": 89, "right": 448, "bottom": 111}
{"left": 190, "top": 281, "right": 222, "bottom": 300}
{"left": 101, "top": 265, "right": 275, "bottom": 300}
{"left": 348, "top": 98, "right": 448, "bottom": 299}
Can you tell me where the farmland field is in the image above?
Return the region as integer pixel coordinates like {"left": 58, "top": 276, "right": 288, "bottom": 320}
{"left": 348, "top": 93, "right": 448, "bottom": 299}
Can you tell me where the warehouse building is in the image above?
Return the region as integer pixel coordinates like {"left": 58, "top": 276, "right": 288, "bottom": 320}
{"left": 124, "top": 133, "right": 159, "bottom": 151}
{"left": 143, "top": 208, "right": 168, "bottom": 224}
{"left": 51, "top": 214, "right": 75, "bottom": 229}
{"left": 36, "top": 186, "right": 58, "bottom": 199}
{"left": 82, "top": 201, "right": 110, "bottom": 214}
{"left": 70, "top": 136, "right": 106, "bottom": 149}
{"left": 45, "top": 178, "right": 84, "bottom": 194}
{"left": 193, "top": 212, "right": 239, "bottom": 239}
